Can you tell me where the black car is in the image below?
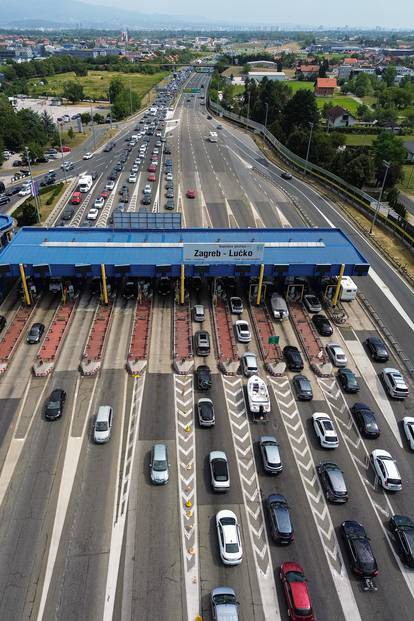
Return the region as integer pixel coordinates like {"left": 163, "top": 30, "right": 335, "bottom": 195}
{"left": 120, "top": 154, "right": 128, "bottom": 163}
{"left": 337, "top": 368, "right": 360, "bottom": 393}
{"left": 91, "top": 171, "right": 98, "bottom": 181}
{"left": 281, "top": 171, "right": 292, "bottom": 180}
{"left": 283, "top": 346, "right": 304, "bottom": 371}
{"left": 166, "top": 181, "right": 174, "bottom": 189}
{"left": 197, "top": 398, "right": 215, "bottom": 427}
{"left": 165, "top": 198, "right": 174, "bottom": 210}
{"left": 166, "top": 189, "right": 174, "bottom": 199}
{"left": 0, "top": 195, "right": 11, "bottom": 206}
{"left": 142, "top": 195, "right": 151, "bottom": 205}
{"left": 317, "top": 461, "right": 348, "bottom": 503}
{"left": 62, "top": 207, "right": 74, "bottom": 221}
{"left": 341, "top": 520, "right": 378, "bottom": 577}
{"left": 108, "top": 172, "right": 117, "bottom": 181}
{"left": 292, "top": 374, "right": 313, "bottom": 401}
{"left": 164, "top": 146, "right": 172, "bottom": 154}
{"left": 389, "top": 515, "right": 414, "bottom": 567}
{"left": 365, "top": 336, "right": 389, "bottom": 362}
{"left": 5, "top": 186, "right": 21, "bottom": 196}
{"left": 196, "top": 365, "right": 212, "bottom": 391}
{"left": 350, "top": 403, "right": 380, "bottom": 438}
{"left": 312, "top": 314, "right": 333, "bottom": 337}
{"left": 265, "top": 494, "right": 294, "bottom": 544}
{"left": 115, "top": 162, "right": 123, "bottom": 171}
{"left": 45, "top": 388, "right": 67, "bottom": 420}
{"left": 207, "top": 115, "right": 212, "bottom": 120}
{"left": 0, "top": 315, "right": 6, "bottom": 332}
{"left": 27, "top": 322, "right": 45, "bottom": 344}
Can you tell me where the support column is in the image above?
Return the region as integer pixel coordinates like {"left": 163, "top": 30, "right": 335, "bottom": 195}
{"left": 332, "top": 264, "right": 345, "bottom": 307}
{"left": 256, "top": 263, "right": 264, "bottom": 306}
{"left": 180, "top": 264, "right": 185, "bottom": 305}
{"left": 101, "top": 264, "right": 108, "bottom": 305}
{"left": 19, "top": 263, "right": 31, "bottom": 307}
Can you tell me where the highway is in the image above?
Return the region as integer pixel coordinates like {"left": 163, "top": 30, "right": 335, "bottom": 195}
{"left": 0, "top": 70, "right": 412, "bottom": 621}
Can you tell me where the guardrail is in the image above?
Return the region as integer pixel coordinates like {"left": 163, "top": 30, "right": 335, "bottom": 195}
{"left": 208, "top": 98, "right": 414, "bottom": 250}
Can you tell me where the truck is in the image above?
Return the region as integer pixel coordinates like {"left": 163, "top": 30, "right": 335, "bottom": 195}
{"left": 78, "top": 174, "right": 93, "bottom": 193}
{"left": 209, "top": 131, "right": 218, "bottom": 143}
{"left": 247, "top": 375, "right": 270, "bottom": 422}
{"left": 270, "top": 293, "right": 289, "bottom": 320}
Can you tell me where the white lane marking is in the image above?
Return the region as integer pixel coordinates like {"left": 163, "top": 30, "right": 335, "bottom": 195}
{"left": 127, "top": 172, "right": 141, "bottom": 213}
{"left": 0, "top": 376, "right": 50, "bottom": 508}
{"left": 36, "top": 375, "right": 98, "bottom": 621}
{"left": 103, "top": 374, "right": 146, "bottom": 621}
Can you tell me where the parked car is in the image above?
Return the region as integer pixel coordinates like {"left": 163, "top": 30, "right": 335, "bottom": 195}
{"left": 229, "top": 297, "right": 243, "bottom": 314}
{"left": 326, "top": 343, "right": 347, "bottom": 367}
{"left": 235, "top": 320, "right": 251, "bottom": 343}
{"left": 279, "top": 562, "right": 315, "bottom": 621}
{"left": 365, "top": 336, "right": 389, "bottom": 362}
{"left": 292, "top": 374, "right": 313, "bottom": 401}
{"left": 27, "top": 322, "right": 45, "bottom": 344}
{"left": 259, "top": 435, "right": 282, "bottom": 474}
{"left": 312, "top": 413, "right": 339, "bottom": 449}
{"left": 283, "top": 346, "right": 304, "bottom": 371}
{"left": 210, "top": 451, "right": 230, "bottom": 492}
{"left": 337, "top": 368, "right": 360, "bottom": 393}
{"left": 381, "top": 368, "right": 409, "bottom": 399}
{"left": 196, "top": 364, "right": 211, "bottom": 390}
{"left": 44, "top": 388, "right": 66, "bottom": 420}
{"left": 149, "top": 443, "right": 169, "bottom": 485}
{"left": 341, "top": 520, "right": 378, "bottom": 578}
{"left": 312, "top": 314, "right": 333, "bottom": 336}
{"left": 317, "top": 461, "right": 348, "bottom": 503}
{"left": 351, "top": 403, "right": 380, "bottom": 438}
{"left": 303, "top": 294, "right": 322, "bottom": 313}
{"left": 389, "top": 514, "right": 414, "bottom": 567}
{"left": 370, "top": 449, "right": 402, "bottom": 491}
{"left": 265, "top": 494, "right": 294, "bottom": 544}
{"left": 197, "top": 398, "right": 215, "bottom": 427}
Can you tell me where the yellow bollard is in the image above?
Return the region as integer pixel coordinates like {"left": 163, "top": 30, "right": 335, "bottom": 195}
{"left": 19, "top": 264, "right": 31, "bottom": 307}
{"left": 101, "top": 264, "right": 108, "bottom": 305}
{"left": 256, "top": 263, "right": 264, "bottom": 306}
{"left": 180, "top": 264, "right": 185, "bottom": 305}
{"left": 332, "top": 263, "right": 345, "bottom": 307}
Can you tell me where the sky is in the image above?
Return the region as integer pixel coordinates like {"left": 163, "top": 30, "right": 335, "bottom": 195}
{"left": 81, "top": 0, "right": 414, "bottom": 29}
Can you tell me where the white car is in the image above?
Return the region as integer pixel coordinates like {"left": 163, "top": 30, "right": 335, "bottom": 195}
{"left": 105, "top": 180, "right": 115, "bottom": 190}
{"left": 230, "top": 297, "right": 243, "bottom": 314}
{"left": 94, "top": 197, "right": 104, "bottom": 208}
{"left": 312, "top": 413, "right": 339, "bottom": 448}
{"left": 83, "top": 152, "right": 93, "bottom": 160}
{"left": 370, "top": 449, "right": 402, "bottom": 491}
{"left": 303, "top": 294, "right": 322, "bottom": 313}
{"left": 403, "top": 417, "right": 414, "bottom": 450}
{"left": 166, "top": 172, "right": 173, "bottom": 181}
{"left": 153, "top": 148, "right": 159, "bottom": 155}
{"left": 216, "top": 510, "right": 242, "bottom": 566}
{"left": 209, "top": 451, "right": 230, "bottom": 491}
{"left": 134, "top": 158, "right": 141, "bottom": 165}
{"left": 381, "top": 368, "right": 409, "bottom": 399}
{"left": 156, "top": 131, "right": 162, "bottom": 137}
{"left": 128, "top": 173, "right": 137, "bottom": 183}
{"left": 326, "top": 343, "right": 347, "bottom": 367}
{"left": 19, "top": 187, "right": 31, "bottom": 196}
{"left": 143, "top": 184, "right": 151, "bottom": 195}
{"left": 132, "top": 164, "right": 139, "bottom": 173}
{"left": 235, "top": 320, "right": 251, "bottom": 343}
{"left": 240, "top": 351, "right": 258, "bottom": 376}
{"left": 87, "top": 208, "right": 99, "bottom": 220}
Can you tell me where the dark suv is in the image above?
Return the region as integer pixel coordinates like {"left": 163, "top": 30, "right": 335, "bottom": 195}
{"left": 283, "top": 346, "right": 304, "bottom": 371}
{"left": 44, "top": 388, "right": 67, "bottom": 420}
{"left": 196, "top": 365, "right": 211, "bottom": 391}
{"left": 317, "top": 461, "right": 348, "bottom": 503}
{"left": 265, "top": 494, "right": 294, "bottom": 544}
{"left": 341, "top": 520, "right": 378, "bottom": 577}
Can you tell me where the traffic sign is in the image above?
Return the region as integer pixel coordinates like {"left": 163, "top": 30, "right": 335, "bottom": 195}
{"left": 268, "top": 335, "right": 280, "bottom": 345}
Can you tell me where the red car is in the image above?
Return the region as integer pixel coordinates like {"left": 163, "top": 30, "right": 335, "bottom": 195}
{"left": 148, "top": 173, "right": 156, "bottom": 182}
{"left": 186, "top": 189, "right": 197, "bottom": 199}
{"left": 71, "top": 191, "right": 82, "bottom": 205}
{"left": 100, "top": 190, "right": 110, "bottom": 199}
{"left": 148, "top": 164, "right": 157, "bottom": 173}
{"left": 280, "top": 562, "right": 315, "bottom": 621}
{"left": 60, "top": 146, "right": 72, "bottom": 153}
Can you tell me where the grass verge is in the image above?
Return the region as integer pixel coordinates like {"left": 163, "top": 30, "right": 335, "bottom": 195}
{"left": 12, "top": 183, "right": 66, "bottom": 225}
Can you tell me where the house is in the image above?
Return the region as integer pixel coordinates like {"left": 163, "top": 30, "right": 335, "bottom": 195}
{"left": 403, "top": 140, "right": 414, "bottom": 163}
{"left": 295, "top": 65, "right": 320, "bottom": 80}
{"left": 327, "top": 106, "right": 357, "bottom": 128}
{"left": 247, "top": 71, "right": 287, "bottom": 82}
{"left": 343, "top": 57, "right": 359, "bottom": 65}
{"left": 315, "top": 77, "right": 337, "bottom": 96}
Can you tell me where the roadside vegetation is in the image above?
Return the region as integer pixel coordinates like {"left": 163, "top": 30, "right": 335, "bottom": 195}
{"left": 13, "top": 182, "right": 65, "bottom": 226}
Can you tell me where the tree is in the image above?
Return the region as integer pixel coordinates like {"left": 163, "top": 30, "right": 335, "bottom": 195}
{"left": 93, "top": 113, "right": 105, "bottom": 124}
{"left": 18, "top": 203, "right": 38, "bottom": 226}
{"left": 67, "top": 127, "right": 75, "bottom": 139}
{"left": 108, "top": 77, "right": 124, "bottom": 103}
{"left": 27, "top": 141, "right": 44, "bottom": 162}
{"left": 40, "top": 110, "right": 56, "bottom": 138}
{"left": 372, "top": 132, "right": 406, "bottom": 169}
{"left": 382, "top": 65, "right": 397, "bottom": 87}
{"left": 80, "top": 112, "right": 91, "bottom": 125}
{"left": 282, "top": 89, "right": 319, "bottom": 135}
{"left": 63, "top": 81, "right": 84, "bottom": 103}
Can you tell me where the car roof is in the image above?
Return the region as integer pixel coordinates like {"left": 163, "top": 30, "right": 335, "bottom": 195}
{"left": 260, "top": 435, "right": 277, "bottom": 444}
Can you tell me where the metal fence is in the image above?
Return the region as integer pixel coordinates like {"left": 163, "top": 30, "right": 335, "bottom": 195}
{"left": 209, "top": 99, "right": 414, "bottom": 250}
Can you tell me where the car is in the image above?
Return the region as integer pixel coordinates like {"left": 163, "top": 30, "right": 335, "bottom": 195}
{"left": 229, "top": 297, "right": 243, "bottom": 314}
{"left": 403, "top": 417, "right": 414, "bottom": 450}
{"left": 197, "top": 398, "right": 215, "bottom": 427}
{"left": 317, "top": 461, "right": 348, "bottom": 503}
{"left": 115, "top": 162, "right": 123, "bottom": 171}
{"left": 240, "top": 351, "right": 258, "bottom": 377}
{"left": 148, "top": 164, "right": 156, "bottom": 173}
{"left": 217, "top": 124, "right": 223, "bottom": 129}
{"left": 196, "top": 364, "right": 211, "bottom": 390}
{"left": 351, "top": 403, "right": 380, "bottom": 438}
{"left": 381, "top": 367, "right": 409, "bottom": 399}
{"left": 108, "top": 171, "right": 117, "bottom": 181}
{"left": 186, "top": 189, "right": 197, "bottom": 199}
{"left": 93, "top": 405, "right": 113, "bottom": 444}
{"left": 303, "top": 294, "right": 322, "bottom": 313}
{"left": 142, "top": 195, "right": 151, "bottom": 205}
{"left": 164, "top": 146, "right": 172, "bottom": 154}
{"left": 370, "top": 449, "right": 402, "bottom": 491}
{"left": 0, "top": 195, "right": 11, "bottom": 206}
{"left": 326, "top": 343, "right": 347, "bottom": 367}
{"left": 234, "top": 320, "right": 251, "bottom": 343}
{"left": 365, "top": 336, "right": 389, "bottom": 362}
{"left": 155, "top": 140, "right": 162, "bottom": 148}
{"left": 61, "top": 146, "right": 71, "bottom": 153}
{"left": 280, "top": 562, "right": 314, "bottom": 621}
{"left": 62, "top": 207, "right": 74, "bottom": 221}
{"left": 210, "top": 587, "right": 239, "bottom": 621}
{"left": 94, "top": 197, "right": 105, "bottom": 209}
{"left": 128, "top": 173, "right": 137, "bottom": 183}
{"left": 166, "top": 172, "right": 173, "bottom": 181}
{"left": 152, "top": 148, "right": 159, "bottom": 156}
{"left": 146, "top": 173, "right": 155, "bottom": 182}
{"left": 44, "top": 388, "right": 66, "bottom": 420}
{"left": 166, "top": 180, "right": 174, "bottom": 190}
{"left": 87, "top": 208, "right": 99, "bottom": 220}
{"left": 210, "top": 451, "right": 230, "bottom": 492}
{"left": 266, "top": 494, "right": 294, "bottom": 544}
{"left": 19, "top": 187, "right": 31, "bottom": 196}
{"left": 195, "top": 330, "right": 210, "bottom": 356}
{"left": 259, "top": 435, "right": 282, "bottom": 474}
{"left": 83, "top": 152, "right": 93, "bottom": 160}
{"left": 193, "top": 304, "right": 205, "bottom": 322}
{"left": 389, "top": 515, "right": 414, "bottom": 567}
{"left": 0, "top": 316, "right": 6, "bottom": 333}
{"left": 207, "top": 114, "right": 213, "bottom": 120}
{"left": 166, "top": 189, "right": 174, "bottom": 199}
{"left": 71, "top": 192, "right": 82, "bottom": 205}
{"left": 149, "top": 443, "right": 170, "bottom": 485}
{"left": 143, "top": 184, "right": 152, "bottom": 195}
{"left": 337, "top": 367, "right": 360, "bottom": 393}
{"left": 27, "top": 322, "right": 45, "bottom": 344}
{"left": 341, "top": 521, "right": 378, "bottom": 578}
{"left": 100, "top": 190, "right": 110, "bottom": 200}
{"left": 132, "top": 164, "right": 139, "bottom": 173}
{"left": 216, "top": 510, "right": 242, "bottom": 565}
{"left": 283, "top": 346, "right": 304, "bottom": 371}
{"left": 292, "top": 374, "right": 313, "bottom": 401}
{"left": 312, "top": 314, "right": 333, "bottom": 337}
{"left": 281, "top": 171, "right": 293, "bottom": 180}
{"left": 61, "top": 161, "right": 74, "bottom": 170}
{"left": 165, "top": 198, "right": 174, "bottom": 210}
{"left": 312, "top": 412, "right": 339, "bottom": 449}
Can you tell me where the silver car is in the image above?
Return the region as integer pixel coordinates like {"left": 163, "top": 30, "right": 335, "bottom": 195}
{"left": 210, "top": 587, "right": 239, "bottom": 620}
{"left": 240, "top": 352, "right": 258, "bottom": 376}
{"left": 209, "top": 451, "right": 230, "bottom": 492}
{"left": 259, "top": 436, "right": 283, "bottom": 474}
{"left": 150, "top": 443, "right": 170, "bottom": 485}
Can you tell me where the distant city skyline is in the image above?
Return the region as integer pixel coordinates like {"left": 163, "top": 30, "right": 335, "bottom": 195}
{"left": 81, "top": 0, "right": 414, "bottom": 29}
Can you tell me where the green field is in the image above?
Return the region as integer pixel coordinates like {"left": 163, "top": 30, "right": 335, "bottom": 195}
{"left": 400, "top": 164, "right": 414, "bottom": 190}
{"left": 28, "top": 70, "right": 168, "bottom": 101}
{"left": 344, "top": 133, "right": 414, "bottom": 147}
{"left": 287, "top": 80, "right": 314, "bottom": 93}
{"left": 315, "top": 96, "right": 360, "bottom": 115}
{"left": 233, "top": 84, "right": 245, "bottom": 96}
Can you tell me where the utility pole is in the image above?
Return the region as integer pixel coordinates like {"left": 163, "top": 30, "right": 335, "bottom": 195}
{"left": 304, "top": 122, "right": 314, "bottom": 176}
{"left": 57, "top": 122, "right": 67, "bottom": 182}
{"left": 370, "top": 161, "right": 390, "bottom": 235}
{"left": 90, "top": 103, "right": 96, "bottom": 151}
{"left": 24, "top": 146, "right": 41, "bottom": 223}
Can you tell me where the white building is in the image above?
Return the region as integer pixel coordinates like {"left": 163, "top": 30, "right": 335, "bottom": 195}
{"left": 247, "top": 71, "right": 287, "bottom": 82}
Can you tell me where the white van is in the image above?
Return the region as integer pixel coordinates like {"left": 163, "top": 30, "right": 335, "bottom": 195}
{"left": 338, "top": 276, "right": 357, "bottom": 301}
{"left": 94, "top": 406, "right": 113, "bottom": 443}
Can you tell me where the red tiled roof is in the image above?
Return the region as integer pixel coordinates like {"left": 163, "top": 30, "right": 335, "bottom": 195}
{"left": 316, "top": 78, "right": 337, "bottom": 88}
{"left": 298, "top": 65, "right": 320, "bottom": 72}
{"left": 344, "top": 57, "right": 358, "bottom": 64}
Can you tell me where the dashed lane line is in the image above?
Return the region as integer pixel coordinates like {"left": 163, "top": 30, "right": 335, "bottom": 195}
{"left": 269, "top": 376, "right": 363, "bottom": 621}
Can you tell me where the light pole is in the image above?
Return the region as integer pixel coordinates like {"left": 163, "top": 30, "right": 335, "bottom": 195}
{"left": 246, "top": 91, "right": 251, "bottom": 128}
{"left": 129, "top": 81, "right": 133, "bottom": 116}
{"left": 370, "top": 160, "right": 390, "bottom": 235}
{"left": 24, "top": 146, "right": 41, "bottom": 223}
{"left": 90, "top": 103, "right": 96, "bottom": 151}
{"left": 57, "top": 122, "right": 67, "bottom": 182}
{"left": 264, "top": 101, "right": 269, "bottom": 133}
{"left": 304, "top": 121, "right": 314, "bottom": 176}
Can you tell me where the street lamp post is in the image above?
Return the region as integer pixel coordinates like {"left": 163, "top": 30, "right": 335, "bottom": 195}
{"left": 370, "top": 161, "right": 390, "bottom": 235}
{"left": 246, "top": 91, "right": 251, "bottom": 128}
{"left": 90, "top": 103, "right": 96, "bottom": 151}
{"left": 57, "top": 122, "right": 67, "bottom": 182}
{"left": 264, "top": 101, "right": 269, "bottom": 134}
{"left": 24, "top": 146, "right": 41, "bottom": 223}
{"left": 304, "top": 122, "right": 314, "bottom": 176}
{"left": 129, "top": 81, "right": 133, "bottom": 116}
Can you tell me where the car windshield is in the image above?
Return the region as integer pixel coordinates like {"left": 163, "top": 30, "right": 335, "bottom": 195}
{"left": 213, "top": 594, "right": 236, "bottom": 605}
{"left": 95, "top": 422, "right": 108, "bottom": 431}
{"left": 287, "top": 571, "right": 305, "bottom": 582}
{"left": 153, "top": 459, "right": 167, "bottom": 472}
